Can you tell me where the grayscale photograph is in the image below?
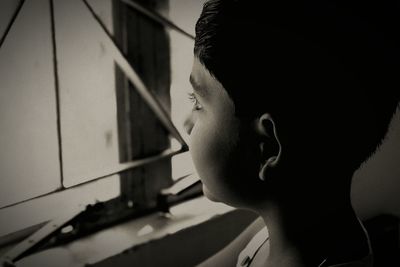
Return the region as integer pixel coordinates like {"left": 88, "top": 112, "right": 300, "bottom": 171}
{"left": 0, "top": 0, "right": 399, "bottom": 266}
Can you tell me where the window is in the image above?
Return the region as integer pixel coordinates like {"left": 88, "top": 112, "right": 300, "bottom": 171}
{"left": 0, "top": 0, "right": 206, "bottom": 256}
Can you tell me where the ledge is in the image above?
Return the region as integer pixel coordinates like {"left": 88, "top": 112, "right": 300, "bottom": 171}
{"left": 15, "top": 196, "right": 257, "bottom": 267}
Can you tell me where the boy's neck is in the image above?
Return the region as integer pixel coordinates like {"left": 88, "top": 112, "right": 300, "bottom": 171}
{"left": 258, "top": 201, "right": 370, "bottom": 267}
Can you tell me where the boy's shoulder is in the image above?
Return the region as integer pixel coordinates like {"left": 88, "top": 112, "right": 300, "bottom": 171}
{"left": 196, "top": 217, "right": 266, "bottom": 267}
{"left": 326, "top": 254, "right": 373, "bottom": 267}
{"left": 230, "top": 216, "right": 266, "bottom": 249}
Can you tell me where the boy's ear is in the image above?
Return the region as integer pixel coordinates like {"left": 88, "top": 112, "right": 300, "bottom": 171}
{"left": 254, "top": 113, "right": 282, "bottom": 181}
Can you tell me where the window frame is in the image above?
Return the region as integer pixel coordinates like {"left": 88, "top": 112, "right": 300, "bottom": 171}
{"left": 0, "top": 0, "right": 201, "bottom": 260}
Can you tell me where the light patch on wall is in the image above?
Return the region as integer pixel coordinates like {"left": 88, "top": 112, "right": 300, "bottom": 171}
{"left": 137, "top": 225, "right": 155, "bottom": 237}
{"left": 352, "top": 107, "right": 400, "bottom": 219}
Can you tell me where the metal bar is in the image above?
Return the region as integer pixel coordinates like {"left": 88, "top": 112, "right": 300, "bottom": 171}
{"left": 120, "top": 0, "right": 194, "bottom": 40}
{"left": 0, "top": 147, "right": 186, "bottom": 210}
{"left": 0, "top": 207, "right": 85, "bottom": 264}
{"left": 81, "top": 0, "right": 188, "bottom": 149}
{"left": 160, "top": 173, "right": 200, "bottom": 196}
{"left": 63, "top": 148, "right": 186, "bottom": 188}
{"left": 0, "top": 0, "right": 26, "bottom": 49}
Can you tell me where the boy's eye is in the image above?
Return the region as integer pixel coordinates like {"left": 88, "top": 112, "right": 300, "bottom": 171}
{"left": 188, "top": 92, "right": 203, "bottom": 111}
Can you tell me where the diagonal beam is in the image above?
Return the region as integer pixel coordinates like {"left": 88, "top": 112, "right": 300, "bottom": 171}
{"left": 120, "top": 0, "right": 194, "bottom": 40}
{"left": 0, "top": 0, "right": 26, "bottom": 49}
{"left": 0, "top": 147, "right": 185, "bottom": 210}
{"left": 81, "top": 0, "right": 188, "bottom": 150}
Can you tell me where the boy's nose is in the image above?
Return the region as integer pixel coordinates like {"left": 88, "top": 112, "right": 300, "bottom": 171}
{"left": 183, "top": 114, "right": 194, "bottom": 135}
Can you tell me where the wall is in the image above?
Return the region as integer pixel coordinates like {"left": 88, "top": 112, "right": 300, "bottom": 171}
{"left": 352, "top": 108, "right": 400, "bottom": 220}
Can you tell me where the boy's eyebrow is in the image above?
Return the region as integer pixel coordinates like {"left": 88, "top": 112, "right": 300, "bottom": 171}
{"left": 189, "top": 75, "right": 206, "bottom": 96}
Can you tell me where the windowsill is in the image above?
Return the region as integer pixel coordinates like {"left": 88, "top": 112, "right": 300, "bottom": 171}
{"left": 14, "top": 196, "right": 257, "bottom": 267}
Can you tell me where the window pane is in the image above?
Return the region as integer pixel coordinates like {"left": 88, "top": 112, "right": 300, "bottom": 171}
{"left": 171, "top": 152, "right": 195, "bottom": 181}
{"left": 169, "top": 29, "right": 194, "bottom": 144}
{"left": 54, "top": 0, "right": 121, "bottom": 187}
{"left": 168, "top": 0, "right": 206, "bottom": 36}
{"left": 0, "top": 0, "right": 61, "bottom": 207}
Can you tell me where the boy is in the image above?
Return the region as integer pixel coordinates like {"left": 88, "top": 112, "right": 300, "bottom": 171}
{"left": 184, "top": 0, "right": 400, "bottom": 266}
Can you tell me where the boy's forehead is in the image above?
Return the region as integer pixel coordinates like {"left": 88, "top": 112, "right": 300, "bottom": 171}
{"left": 190, "top": 57, "right": 223, "bottom": 97}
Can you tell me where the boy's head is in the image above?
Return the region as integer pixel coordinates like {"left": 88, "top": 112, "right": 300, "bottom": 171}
{"left": 187, "top": 0, "right": 399, "bottom": 205}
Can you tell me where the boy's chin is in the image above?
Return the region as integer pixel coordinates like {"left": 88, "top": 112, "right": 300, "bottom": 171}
{"left": 202, "top": 185, "right": 221, "bottom": 203}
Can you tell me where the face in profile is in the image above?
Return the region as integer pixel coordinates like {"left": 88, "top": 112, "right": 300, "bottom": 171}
{"left": 184, "top": 57, "right": 264, "bottom": 206}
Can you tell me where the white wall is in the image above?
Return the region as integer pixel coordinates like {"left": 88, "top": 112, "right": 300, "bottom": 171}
{"left": 352, "top": 108, "right": 400, "bottom": 220}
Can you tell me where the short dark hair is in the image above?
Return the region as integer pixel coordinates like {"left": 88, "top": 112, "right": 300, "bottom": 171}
{"left": 194, "top": 0, "right": 400, "bottom": 173}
